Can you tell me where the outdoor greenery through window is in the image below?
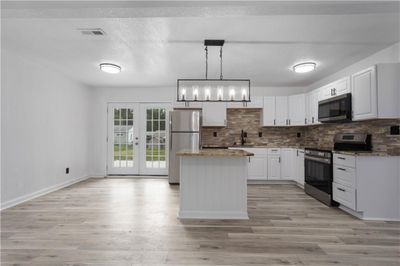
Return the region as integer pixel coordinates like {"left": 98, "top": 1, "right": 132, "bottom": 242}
{"left": 146, "top": 108, "right": 166, "bottom": 168}
{"left": 113, "top": 108, "right": 134, "bottom": 168}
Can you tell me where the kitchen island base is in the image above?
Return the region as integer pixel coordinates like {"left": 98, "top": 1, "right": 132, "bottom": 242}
{"left": 178, "top": 155, "right": 249, "bottom": 220}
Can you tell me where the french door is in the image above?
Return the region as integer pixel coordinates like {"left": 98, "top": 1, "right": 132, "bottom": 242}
{"left": 107, "top": 103, "right": 171, "bottom": 175}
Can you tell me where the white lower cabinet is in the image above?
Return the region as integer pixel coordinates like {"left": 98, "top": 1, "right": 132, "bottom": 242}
{"left": 333, "top": 153, "right": 400, "bottom": 220}
{"left": 294, "top": 149, "right": 305, "bottom": 186}
{"left": 281, "top": 148, "right": 294, "bottom": 179}
{"left": 230, "top": 148, "right": 267, "bottom": 180}
{"left": 267, "top": 148, "right": 281, "bottom": 180}
{"left": 229, "top": 147, "right": 305, "bottom": 184}
{"left": 248, "top": 156, "right": 267, "bottom": 180}
{"left": 267, "top": 155, "right": 281, "bottom": 180}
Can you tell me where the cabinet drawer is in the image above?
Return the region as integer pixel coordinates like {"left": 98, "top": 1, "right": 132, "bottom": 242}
{"left": 333, "top": 153, "right": 356, "bottom": 168}
{"left": 267, "top": 148, "right": 281, "bottom": 155}
{"left": 333, "top": 182, "right": 356, "bottom": 210}
{"left": 333, "top": 165, "right": 356, "bottom": 188}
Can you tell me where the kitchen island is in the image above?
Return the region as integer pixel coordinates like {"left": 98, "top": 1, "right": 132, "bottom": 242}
{"left": 176, "top": 149, "right": 254, "bottom": 219}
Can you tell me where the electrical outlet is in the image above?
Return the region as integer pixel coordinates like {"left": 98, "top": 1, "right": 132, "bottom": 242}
{"left": 213, "top": 132, "right": 217, "bottom": 137}
{"left": 297, "top": 132, "right": 302, "bottom": 138}
{"left": 66, "top": 168, "right": 69, "bottom": 174}
{"left": 390, "top": 125, "right": 400, "bottom": 135}
{"left": 258, "top": 132, "right": 262, "bottom": 137}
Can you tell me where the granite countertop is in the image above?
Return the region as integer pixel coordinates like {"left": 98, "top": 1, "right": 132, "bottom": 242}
{"left": 176, "top": 149, "right": 254, "bottom": 157}
{"left": 333, "top": 150, "right": 400, "bottom": 157}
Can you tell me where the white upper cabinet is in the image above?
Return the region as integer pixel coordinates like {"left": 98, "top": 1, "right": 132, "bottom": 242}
{"left": 247, "top": 96, "right": 264, "bottom": 108}
{"left": 319, "top": 77, "right": 350, "bottom": 101}
{"left": 275, "top": 96, "right": 289, "bottom": 126}
{"left": 352, "top": 64, "right": 399, "bottom": 121}
{"left": 351, "top": 66, "right": 377, "bottom": 120}
{"left": 261, "top": 96, "right": 276, "bottom": 126}
{"left": 173, "top": 101, "right": 203, "bottom": 109}
{"left": 202, "top": 102, "right": 227, "bottom": 127}
{"left": 306, "top": 89, "right": 320, "bottom": 125}
{"left": 227, "top": 96, "right": 263, "bottom": 108}
{"left": 288, "top": 94, "right": 306, "bottom": 126}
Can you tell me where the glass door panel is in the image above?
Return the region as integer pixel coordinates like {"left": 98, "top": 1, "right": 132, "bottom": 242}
{"left": 140, "top": 104, "right": 171, "bottom": 175}
{"left": 107, "top": 104, "right": 139, "bottom": 175}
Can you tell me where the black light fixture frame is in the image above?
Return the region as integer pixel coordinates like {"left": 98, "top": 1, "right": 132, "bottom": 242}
{"left": 177, "top": 39, "right": 251, "bottom": 103}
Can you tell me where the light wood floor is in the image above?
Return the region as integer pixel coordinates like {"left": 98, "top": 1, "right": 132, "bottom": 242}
{"left": 1, "top": 178, "right": 399, "bottom": 266}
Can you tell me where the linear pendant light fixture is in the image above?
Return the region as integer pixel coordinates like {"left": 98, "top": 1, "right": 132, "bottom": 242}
{"left": 177, "top": 40, "right": 250, "bottom": 102}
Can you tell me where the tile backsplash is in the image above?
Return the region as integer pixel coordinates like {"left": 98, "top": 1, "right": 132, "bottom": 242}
{"left": 202, "top": 108, "right": 400, "bottom": 155}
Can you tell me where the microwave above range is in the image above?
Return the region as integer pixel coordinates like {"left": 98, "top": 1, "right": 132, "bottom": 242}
{"left": 318, "top": 93, "right": 352, "bottom": 123}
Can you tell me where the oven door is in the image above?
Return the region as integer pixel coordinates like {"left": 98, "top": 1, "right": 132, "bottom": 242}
{"left": 318, "top": 93, "right": 352, "bottom": 122}
{"left": 305, "top": 156, "right": 332, "bottom": 194}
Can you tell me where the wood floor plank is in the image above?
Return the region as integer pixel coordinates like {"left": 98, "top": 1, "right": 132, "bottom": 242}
{"left": 1, "top": 178, "right": 399, "bottom": 265}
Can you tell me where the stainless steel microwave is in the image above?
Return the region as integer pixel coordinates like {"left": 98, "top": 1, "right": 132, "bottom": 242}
{"left": 318, "top": 93, "right": 352, "bottom": 123}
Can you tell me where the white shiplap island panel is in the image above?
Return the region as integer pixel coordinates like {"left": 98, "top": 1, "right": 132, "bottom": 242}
{"left": 177, "top": 150, "right": 252, "bottom": 219}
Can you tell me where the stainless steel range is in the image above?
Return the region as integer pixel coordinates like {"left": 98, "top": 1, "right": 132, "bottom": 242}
{"left": 304, "top": 148, "right": 337, "bottom": 206}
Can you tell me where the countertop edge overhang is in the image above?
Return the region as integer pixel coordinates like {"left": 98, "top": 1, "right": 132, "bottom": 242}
{"left": 176, "top": 149, "right": 254, "bottom": 157}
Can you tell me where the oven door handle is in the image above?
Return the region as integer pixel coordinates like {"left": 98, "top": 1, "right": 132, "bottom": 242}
{"left": 305, "top": 156, "right": 331, "bottom": 164}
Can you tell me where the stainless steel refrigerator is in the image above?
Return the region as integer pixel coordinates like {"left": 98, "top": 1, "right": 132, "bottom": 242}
{"left": 168, "top": 110, "right": 201, "bottom": 184}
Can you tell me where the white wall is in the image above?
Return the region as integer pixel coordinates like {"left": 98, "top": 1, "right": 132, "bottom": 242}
{"left": 307, "top": 42, "right": 400, "bottom": 91}
{"left": 1, "top": 49, "right": 92, "bottom": 209}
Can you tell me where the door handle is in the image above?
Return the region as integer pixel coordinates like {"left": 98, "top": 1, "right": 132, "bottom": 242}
{"left": 337, "top": 187, "right": 346, "bottom": 192}
{"left": 305, "top": 118, "right": 307, "bottom": 124}
{"left": 135, "top": 142, "right": 139, "bottom": 146}
{"left": 312, "top": 117, "right": 314, "bottom": 123}
{"left": 337, "top": 157, "right": 346, "bottom": 160}
{"left": 278, "top": 157, "right": 281, "bottom": 163}
{"left": 337, "top": 167, "right": 346, "bottom": 171}
{"left": 274, "top": 119, "right": 276, "bottom": 126}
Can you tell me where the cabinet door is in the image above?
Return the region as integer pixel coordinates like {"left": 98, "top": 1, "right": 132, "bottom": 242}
{"left": 267, "top": 155, "right": 281, "bottom": 180}
{"left": 319, "top": 85, "right": 332, "bottom": 101}
{"left": 262, "top": 96, "right": 276, "bottom": 126}
{"left": 297, "top": 150, "right": 305, "bottom": 186}
{"left": 333, "top": 77, "right": 350, "bottom": 96}
{"left": 248, "top": 156, "right": 267, "bottom": 180}
{"left": 281, "top": 149, "right": 293, "bottom": 180}
{"left": 247, "top": 96, "right": 264, "bottom": 108}
{"left": 288, "top": 94, "right": 306, "bottom": 126}
{"left": 306, "top": 90, "right": 320, "bottom": 125}
{"left": 352, "top": 66, "right": 377, "bottom": 121}
{"left": 202, "top": 102, "right": 227, "bottom": 126}
{"left": 173, "top": 101, "right": 203, "bottom": 109}
{"left": 275, "top": 96, "right": 288, "bottom": 126}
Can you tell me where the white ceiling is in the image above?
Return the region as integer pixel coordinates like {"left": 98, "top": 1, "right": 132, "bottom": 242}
{"left": 2, "top": 1, "right": 399, "bottom": 88}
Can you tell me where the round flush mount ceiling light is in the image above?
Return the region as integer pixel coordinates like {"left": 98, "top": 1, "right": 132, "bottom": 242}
{"left": 292, "top": 62, "right": 316, "bottom": 73}
{"left": 99, "top": 63, "right": 121, "bottom": 74}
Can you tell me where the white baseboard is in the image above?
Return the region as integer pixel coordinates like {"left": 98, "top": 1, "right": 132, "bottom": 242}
{"left": 247, "top": 180, "right": 297, "bottom": 185}
{"left": 1, "top": 175, "right": 90, "bottom": 210}
{"left": 338, "top": 205, "right": 400, "bottom": 221}
{"left": 178, "top": 210, "right": 249, "bottom": 220}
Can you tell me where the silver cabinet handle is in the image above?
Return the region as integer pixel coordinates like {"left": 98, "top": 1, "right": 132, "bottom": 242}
{"left": 305, "top": 118, "right": 307, "bottom": 124}
{"left": 337, "top": 187, "right": 346, "bottom": 192}
{"left": 274, "top": 119, "right": 276, "bottom": 126}
{"left": 278, "top": 157, "right": 281, "bottom": 163}
{"left": 337, "top": 167, "right": 346, "bottom": 171}
{"left": 248, "top": 157, "right": 251, "bottom": 163}
{"left": 312, "top": 117, "right": 314, "bottom": 123}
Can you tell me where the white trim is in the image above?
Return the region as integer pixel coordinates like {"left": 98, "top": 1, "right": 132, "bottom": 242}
{"left": 178, "top": 210, "right": 249, "bottom": 220}
{"left": 1, "top": 175, "right": 90, "bottom": 210}
{"left": 339, "top": 205, "right": 400, "bottom": 221}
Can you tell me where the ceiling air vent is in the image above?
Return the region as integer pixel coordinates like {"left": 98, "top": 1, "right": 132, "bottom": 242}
{"left": 78, "top": 28, "right": 106, "bottom": 36}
